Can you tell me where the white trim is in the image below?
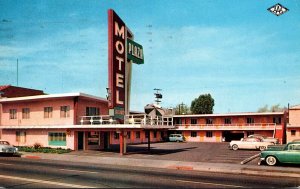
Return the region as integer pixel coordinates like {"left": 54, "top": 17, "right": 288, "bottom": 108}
{"left": 0, "top": 93, "right": 107, "bottom": 103}
{"left": 0, "top": 124, "right": 174, "bottom": 129}
{"left": 174, "top": 112, "right": 284, "bottom": 118}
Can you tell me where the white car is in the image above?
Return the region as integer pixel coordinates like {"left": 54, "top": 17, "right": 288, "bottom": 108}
{"left": 247, "top": 134, "right": 279, "bottom": 144}
{"left": 229, "top": 137, "right": 273, "bottom": 151}
{"left": 0, "top": 140, "right": 18, "bottom": 154}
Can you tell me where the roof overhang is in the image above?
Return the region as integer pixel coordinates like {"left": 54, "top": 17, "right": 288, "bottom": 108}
{"left": 173, "top": 112, "right": 284, "bottom": 118}
{"left": 0, "top": 124, "right": 174, "bottom": 130}
{"left": 0, "top": 92, "right": 108, "bottom": 103}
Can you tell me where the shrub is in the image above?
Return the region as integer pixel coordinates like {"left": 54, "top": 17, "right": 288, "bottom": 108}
{"left": 33, "top": 143, "right": 42, "bottom": 149}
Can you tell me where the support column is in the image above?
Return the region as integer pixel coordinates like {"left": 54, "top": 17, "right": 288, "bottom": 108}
{"left": 147, "top": 130, "right": 151, "bottom": 152}
{"left": 119, "top": 131, "right": 124, "bottom": 155}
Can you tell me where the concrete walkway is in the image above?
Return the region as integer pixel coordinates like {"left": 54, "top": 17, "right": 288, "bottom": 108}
{"left": 21, "top": 152, "right": 300, "bottom": 178}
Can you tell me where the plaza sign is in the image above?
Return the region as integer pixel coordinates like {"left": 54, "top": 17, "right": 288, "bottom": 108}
{"left": 127, "top": 38, "right": 144, "bottom": 64}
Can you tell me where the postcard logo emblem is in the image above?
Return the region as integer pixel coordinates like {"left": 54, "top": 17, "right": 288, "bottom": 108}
{"left": 268, "top": 3, "right": 289, "bottom": 16}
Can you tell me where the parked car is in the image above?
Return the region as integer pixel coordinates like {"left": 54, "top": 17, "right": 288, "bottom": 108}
{"left": 248, "top": 134, "right": 279, "bottom": 144}
{"left": 260, "top": 141, "right": 300, "bottom": 166}
{"left": 229, "top": 137, "right": 273, "bottom": 151}
{"left": 0, "top": 140, "right": 18, "bottom": 154}
{"left": 169, "top": 134, "right": 184, "bottom": 142}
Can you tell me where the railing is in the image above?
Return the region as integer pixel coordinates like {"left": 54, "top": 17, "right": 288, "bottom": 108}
{"left": 80, "top": 115, "right": 117, "bottom": 125}
{"left": 79, "top": 114, "right": 173, "bottom": 126}
{"left": 172, "top": 123, "right": 277, "bottom": 130}
{"left": 124, "top": 114, "right": 173, "bottom": 126}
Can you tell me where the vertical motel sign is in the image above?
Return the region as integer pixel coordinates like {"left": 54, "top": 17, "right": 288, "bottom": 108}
{"left": 108, "top": 9, "right": 144, "bottom": 123}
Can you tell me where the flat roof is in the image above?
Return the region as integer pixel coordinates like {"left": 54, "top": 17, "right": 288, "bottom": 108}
{"left": 0, "top": 92, "right": 108, "bottom": 103}
{"left": 173, "top": 112, "right": 284, "bottom": 118}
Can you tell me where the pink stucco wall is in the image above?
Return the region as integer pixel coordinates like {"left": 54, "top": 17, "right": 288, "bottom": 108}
{"left": 1, "top": 129, "right": 75, "bottom": 149}
{"left": 1, "top": 99, "right": 74, "bottom": 126}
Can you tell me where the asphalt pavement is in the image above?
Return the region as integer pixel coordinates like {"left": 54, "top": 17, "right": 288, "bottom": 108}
{"left": 18, "top": 142, "right": 300, "bottom": 178}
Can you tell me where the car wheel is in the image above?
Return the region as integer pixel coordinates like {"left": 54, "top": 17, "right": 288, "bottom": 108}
{"left": 259, "top": 146, "right": 266, "bottom": 151}
{"left": 266, "top": 156, "right": 277, "bottom": 166}
{"left": 232, "top": 144, "right": 238, "bottom": 150}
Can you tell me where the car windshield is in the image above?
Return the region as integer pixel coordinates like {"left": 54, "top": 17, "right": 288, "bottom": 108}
{"left": 0, "top": 141, "right": 10, "bottom": 145}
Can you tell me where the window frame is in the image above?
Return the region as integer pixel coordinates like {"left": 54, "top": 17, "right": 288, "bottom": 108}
{"left": 48, "top": 132, "right": 66, "bottom": 146}
{"left": 22, "top": 108, "right": 30, "bottom": 119}
{"left": 191, "top": 131, "right": 197, "bottom": 137}
{"left": 60, "top": 105, "right": 70, "bottom": 118}
{"left": 44, "top": 107, "right": 53, "bottom": 118}
{"left": 9, "top": 109, "right": 17, "bottom": 119}
{"left": 206, "top": 131, "right": 213, "bottom": 138}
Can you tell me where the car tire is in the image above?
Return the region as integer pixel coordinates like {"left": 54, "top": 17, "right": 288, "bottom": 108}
{"left": 259, "top": 146, "right": 266, "bottom": 151}
{"left": 266, "top": 156, "right": 277, "bottom": 166}
{"left": 232, "top": 144, "right": 238, "bottom": 150}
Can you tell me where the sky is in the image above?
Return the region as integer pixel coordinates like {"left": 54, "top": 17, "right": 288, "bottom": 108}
{"left": 0, "top": 0, "right": 299, "bottom": 113}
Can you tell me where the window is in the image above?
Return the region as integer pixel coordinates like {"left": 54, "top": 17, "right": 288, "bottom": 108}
{"left": 48, "top": 132, "right": 66, "bottom": 146}
{"left": 88, "top": 132, "right": 99, "bottom": 145}
{"left": 16, "top": 131, "right": 26, "bottom": 143}
{"left": 191, "top": 131, "right": 197, "bottom": 137}
{"left": 127, "top": 131, "right": 131, "bottom": 139}
{"left": 224, "top": 118, "right": 232, "bottom": 124}
{"left": 22, "top": 108, "right": 30, "bottom": 119}
{"left": 153, "top": 131, "right": 157, "bottom": 138}
{"left": 60, "top": 106, "right": 70, "bottom": 118}
{"left": 247, "top": 117, "right": 254, "bottom": 124}
{"left": 191, "top": 119, "right": 197, "bottom": 124}
{"left": 114, "top": 132, "right": 119, "bottom": 139}
{"left": 136, "top": 131, "right": 140, "bottom": 139}
{"left": 86, "top": 107, "right": 99, "bottom": 116}
{"left": 44, "top": 107, "right": 53, "bottom": 118}
{"left": 206, "top": 131, "right": 213, "bottom": 138}
{"left": 273, "top": 117, "right": 281, "bottom": 124}
{"left": 206, "top": 118, "right": 213, "bottom": 125}
{"left": 9, "top": 109, "right": 17, "bottom": 119}
{"left": 175, "top": 119, "right": 182, "bottom": 125}
{"left": 291, "top": 130, "right": 296, "bottom": 136}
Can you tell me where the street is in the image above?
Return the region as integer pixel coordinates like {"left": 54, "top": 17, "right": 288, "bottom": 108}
{"left": 1, "top": 157, "right": 300, "bottom": 188}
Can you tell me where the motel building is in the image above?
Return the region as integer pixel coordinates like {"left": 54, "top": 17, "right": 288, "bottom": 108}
{"left": 171, "top": 112, "right": 287, "bottom": 144}
{"left": 0, "top": 86, "right": 173, "bottom": 154}
{"left": 286, "top": 105, "right": 300, "bottom": 142}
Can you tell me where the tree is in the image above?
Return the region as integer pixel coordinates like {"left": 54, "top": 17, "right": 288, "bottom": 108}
{"left": 257, "top": 104, "right": 287, "bottom": 112}
{"left": 190, "top": 94, "right": 214, "bottom": 114}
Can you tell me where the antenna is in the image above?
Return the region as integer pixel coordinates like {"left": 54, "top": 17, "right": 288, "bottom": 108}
{"left": 153, "top": 88, "right": 162, "bottom": 105}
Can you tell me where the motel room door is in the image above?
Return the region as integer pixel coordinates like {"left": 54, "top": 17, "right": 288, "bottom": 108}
{"left": 78, "top": 131, "right": 84, "bottom": 150}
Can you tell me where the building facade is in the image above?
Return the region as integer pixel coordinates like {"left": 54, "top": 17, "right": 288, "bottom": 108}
{"left": 172, "top": 112, "right": 287, "bottom": 144}
{"left": 286, "top": 105, "right": 300, "bottom": 142}
{"left": 0, "top": 92, "right": 172, "bottom": 152}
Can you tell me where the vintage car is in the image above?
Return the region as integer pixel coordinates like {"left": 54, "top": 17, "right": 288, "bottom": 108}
{"left": 0, "top": 140, "right": 18, "bottom": 154}
{"left": 229, "top": 137, "right": 273, "bottom": 151}
{"left": 260, "top": 141, "right": 300, "bottom": 166}
{"left": 248, "top": 134, "right": 279, "bottom": 144}
{"left": 169, "top": 134, "right": 184, "bottom": 142}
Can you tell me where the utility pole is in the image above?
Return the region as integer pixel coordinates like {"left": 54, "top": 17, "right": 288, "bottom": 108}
{"left": 17, "top": 59, "right": 19, "bottom": 86}
{"left": 179, "top": 102, "right": 185, "bottom": 114}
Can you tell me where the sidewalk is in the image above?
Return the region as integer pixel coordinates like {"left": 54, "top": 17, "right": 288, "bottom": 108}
{"left": 21, "top": 152, "right": 300, "bottom": 178}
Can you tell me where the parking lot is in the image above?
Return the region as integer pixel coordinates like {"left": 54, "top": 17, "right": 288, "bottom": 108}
{"left": 70, "top": 142, "right": 261, "bottom": 165}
